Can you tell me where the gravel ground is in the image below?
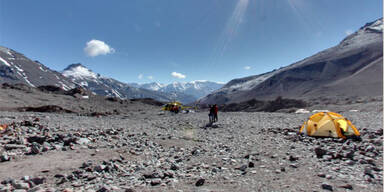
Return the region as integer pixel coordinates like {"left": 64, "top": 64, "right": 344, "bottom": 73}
{"left": 0, "top": 108, "right": 382, "bottom": 192}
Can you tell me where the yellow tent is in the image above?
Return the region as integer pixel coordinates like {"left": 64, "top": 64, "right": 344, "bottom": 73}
{"left": 299, "top": 112, "right": 360, "bottom": 139}
{"left": 0, "top": 124, "right": 7, "bottom": 131}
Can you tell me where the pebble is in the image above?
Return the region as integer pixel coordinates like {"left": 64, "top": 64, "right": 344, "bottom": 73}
{"left": 321, "top": 183, "right": 333, "bottom": 191}
{"left": 195, "top": 178, "right": 205, "bottom": 187}
{"left": 317, "top": 173, "right": 326, "bottom": 178}
{"left": 0, "top": 153, "right": 10, "bottom": 162}
{"left": 338, "top": 184, "right": 353, "bottom": 190}
{"left": 150, "top": 179, "right": 162, "bottom": 186}
{"left": 314, "top": 147, "right": 327, "bottom": 158}
{"left": 12, "top": 182, "right": 30, "bottom": 190}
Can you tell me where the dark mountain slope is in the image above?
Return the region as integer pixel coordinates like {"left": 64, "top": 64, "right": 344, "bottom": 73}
{"left": 199, "top": 18, "right": 383, "bottom": 105}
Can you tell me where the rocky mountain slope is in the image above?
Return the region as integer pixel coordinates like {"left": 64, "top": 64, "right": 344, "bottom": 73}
{"left": 199, "top": 18, "right": 383, "bottom": 105}
{"left": 0, "top": 46, "right": 75, "bottom": 90}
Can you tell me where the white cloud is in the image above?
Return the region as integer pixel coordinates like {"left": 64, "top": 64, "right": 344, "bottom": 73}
{"left": 345, "top": 29, "right": 354, "bottom": 36}
{"left": 244, "top": 66, "right": 251, "bottom": 70}
{"left": 138, "top": 74, "right": 143, "bottom": 79}
{"left": 171, "top": 72, "right": 186, "bottom": 79}
{"left": 147, "top": 76, "right": 153, "bottom": 80}
{"left": 84, "top": 39, "right": 115, "bottom": 57}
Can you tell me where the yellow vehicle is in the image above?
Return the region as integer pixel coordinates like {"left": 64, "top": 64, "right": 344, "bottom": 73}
{"left": 162, "top": 102, "right": 196, "bottom": 112}
{"left": 162, "top": 102, "right": 183, "bottom": 111}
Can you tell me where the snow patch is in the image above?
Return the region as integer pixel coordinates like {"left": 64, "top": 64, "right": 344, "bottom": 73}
{"left": 58, "top": 81, "right": 71, "bottom": 91}
{"left": 0, "top": 56, "right": 11, "bottom": 67}
{"left": 14, "top": 65, "right": 24, "bottom": 72}
{"left": 366, "top": 19, "right": 383, "bottom": 32}
{"left": 295, "top": 109, "right": 310, "bottom": 114}
{"left": 39, "top": 66, "right": 47, "bottom": 72}
{"left": 111, "top": 89, "right": 123, "bottom": 98}
{"left": 80, "top": 81, "right": 88, "bottom": 87}
{"left": 23, "top": 76, "right": 35, "bottom": 87}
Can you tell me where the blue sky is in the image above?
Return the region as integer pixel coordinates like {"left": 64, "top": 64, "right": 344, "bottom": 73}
{"left": 0, "top": 0, "right": 382, "bottom": 84}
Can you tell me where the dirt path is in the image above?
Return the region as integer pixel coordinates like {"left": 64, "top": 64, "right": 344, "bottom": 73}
{"left": 0, "top": 148, "right": 121, "bottom": 181}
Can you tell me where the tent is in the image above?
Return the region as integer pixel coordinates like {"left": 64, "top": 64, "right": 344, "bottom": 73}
{"left": 0, "top": 124, "right": 7, "bottom": 131}
{"left": 299, "top": 112, "right": 360, "bottom": 139}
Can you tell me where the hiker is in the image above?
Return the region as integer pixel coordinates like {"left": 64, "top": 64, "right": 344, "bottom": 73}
{"left": 208, "top": 105, "right": 214, "bottom": 123}
{"left": 213, "top": 104, "right": 218, "bottom": 122}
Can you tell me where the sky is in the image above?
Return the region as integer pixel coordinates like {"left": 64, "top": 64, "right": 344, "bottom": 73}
{"left": 0, "top": 0, "right": 382, "bottom": 84}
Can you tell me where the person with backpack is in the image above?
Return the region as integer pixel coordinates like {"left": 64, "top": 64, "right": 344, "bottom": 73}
{"left": 213, "top": 104, "right": 218, "bottom": 122}
{"left": 208, "top": 105, "right": 214, "bottom": 123}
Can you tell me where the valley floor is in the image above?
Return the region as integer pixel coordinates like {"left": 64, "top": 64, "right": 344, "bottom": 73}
{"left": 0, "top": 109, "right": 382, "bottom": 191}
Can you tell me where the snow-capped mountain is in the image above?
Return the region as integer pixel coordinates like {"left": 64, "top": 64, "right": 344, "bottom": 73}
{"left": 130, "top": 80, "right": 224, "bottom": 100}
{"left": 62, "top": 64, "right": 173, "bottom": 101}
{"left": 140, "top": 82, "right": 166, "bottom": 91}
{"left": 198, "top": 18, "right": 383, "bottom": 105}
{"left": 0, "top": 46, "right": 75, "bottom": 90}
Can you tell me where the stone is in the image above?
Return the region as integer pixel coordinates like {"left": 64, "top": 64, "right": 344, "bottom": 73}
{"left": 94, "top": 164, "right": 107, "bottom": 172}
{"left": 248, "top": 162, "right": 255, "bottom": 168}
{"left": 31, "top": 143, "right": 41, "bottom": 154}
{"left": 288, "top": 155, "right": 299, "bottom": 161}
{"left": 143, "top": 171, "right": 161, "bottom": 179}
{"left": 236, "top": 165, "right": 247, "bottom": 172}
{"left": 365, "top": 145, "right": 375, "bottom": 152}
{"left": 345, "top": 160, "right": 355, "bottom": 166}
{"left": 4, "top": 144, "right": 26, "bottom": 150}
{"left": 0, "top": 153, "right": 10, "bottom": 162}
{"left": 195, "top": 178, "right": 205, "bottom": 187}
{"left": 54, "top": 174, "right": 66, "bottom": 178}
{"left": 12, "top": 182, "right": 30, "bottom": 190}
{"left": 26, "top": 136, "right": 46, "bottom": 145}
{"left": 31, "top": 177, "right": 45, "bottom": 185}
{"left": 27, "top": 186, "right": 45, "bottom": 192}
{"left": 338, "top": 184, "right": 353, "bottom": 190}
{"left": 344, "top": 151, "right": 354, "bottom": 159}
{"left": 170, "top": 164, "right": 179, "bottom": 171}
{"left": 13, "top": 190, "right": 27, "bottom": 192}
{"left": 96, "top": 186, "right": 110, "bottom": 192}
{"left": 317, "top": 173, "right": 326, "bottom": 178}
{"left": 364, "top": 167, "right": 374, "bottom": 178}
{"left": 150, "top": 179, "right": 161, "bottom": 186}
{"left": 321, "top": 183, "right": 333, "bottom": 191}
{"left": 77, "top": 138, "right": 91, "bottom": 145}
{"left": 191, "top": 149, "right": 200, "bottom": 156}
{"left": 314, "top": 147, "right": 327, "bottom": 158}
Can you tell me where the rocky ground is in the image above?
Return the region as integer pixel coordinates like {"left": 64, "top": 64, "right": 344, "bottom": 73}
{"left": 0, "top": 106, "right": 382, "bottom": 191}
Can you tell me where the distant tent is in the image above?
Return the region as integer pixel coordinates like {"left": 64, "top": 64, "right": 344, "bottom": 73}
{"left": 300, "top": 112, "right": 360, "bottom": 139}
{"left": 0, "top": 124, "right": 7, "bottom": 131}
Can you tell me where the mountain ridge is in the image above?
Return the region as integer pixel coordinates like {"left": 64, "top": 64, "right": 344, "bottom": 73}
{"left": 0, "top": 46, "right": 76, "bottom": 90}
{"left": 198, "top": 18, "right": 383, "bottom": 105}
